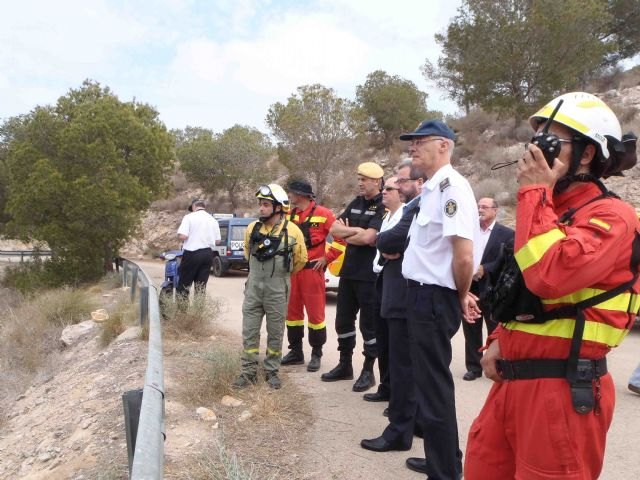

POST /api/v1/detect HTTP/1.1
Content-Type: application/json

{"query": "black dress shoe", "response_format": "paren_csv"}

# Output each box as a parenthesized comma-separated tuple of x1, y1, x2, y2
(363, 391, 389, 402)
(406, 457, 428, 474)
(360, 436, 410, 453)
(463, 371, 481, 381)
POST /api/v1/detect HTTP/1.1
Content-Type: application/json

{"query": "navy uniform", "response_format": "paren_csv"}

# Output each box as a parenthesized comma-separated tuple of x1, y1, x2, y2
(402, 122, 478, 479)
(321, 162, 386, 391)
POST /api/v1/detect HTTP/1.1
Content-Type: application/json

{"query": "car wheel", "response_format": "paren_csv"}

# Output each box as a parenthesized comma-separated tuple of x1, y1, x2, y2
(212, 256, 227, 277)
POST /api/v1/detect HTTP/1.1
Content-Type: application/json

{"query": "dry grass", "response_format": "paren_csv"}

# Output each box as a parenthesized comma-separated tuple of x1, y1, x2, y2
(161, 294, 223, 339)
(99, 292, 138, 347)
(32, 287, 98, 327)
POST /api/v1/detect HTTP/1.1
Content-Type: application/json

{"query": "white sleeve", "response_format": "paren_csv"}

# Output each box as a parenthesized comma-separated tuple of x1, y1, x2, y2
(177, 216, 190, 236)
(441, 184, 476, 240)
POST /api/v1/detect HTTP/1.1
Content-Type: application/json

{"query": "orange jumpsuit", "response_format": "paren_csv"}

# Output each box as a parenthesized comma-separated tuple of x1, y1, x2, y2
(465, 182, 640, 480)
(285, 201, 342, 350)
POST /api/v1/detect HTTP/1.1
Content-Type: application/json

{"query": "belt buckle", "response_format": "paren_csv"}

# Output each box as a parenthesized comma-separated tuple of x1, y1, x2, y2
(575, 359, 595, 382)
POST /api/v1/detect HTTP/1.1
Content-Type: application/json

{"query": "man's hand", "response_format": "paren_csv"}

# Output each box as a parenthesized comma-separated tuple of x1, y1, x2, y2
(311, 256, 328, 271)
(473, 264, 484, 281)
(481, 340, 503, 383)
(461, 292, 482, 324)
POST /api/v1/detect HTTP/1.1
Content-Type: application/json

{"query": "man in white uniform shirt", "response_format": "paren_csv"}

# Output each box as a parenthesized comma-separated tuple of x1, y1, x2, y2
(400, 120, 479, 479)
(176, 199, 221, 301)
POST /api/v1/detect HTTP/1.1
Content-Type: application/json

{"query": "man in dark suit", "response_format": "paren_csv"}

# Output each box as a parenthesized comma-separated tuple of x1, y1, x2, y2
(462, 197, 514, 381)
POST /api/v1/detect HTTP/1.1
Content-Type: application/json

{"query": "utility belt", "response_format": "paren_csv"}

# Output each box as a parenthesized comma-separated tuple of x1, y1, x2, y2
(498, 357, 607, 415)
(303, 261, 317, 269)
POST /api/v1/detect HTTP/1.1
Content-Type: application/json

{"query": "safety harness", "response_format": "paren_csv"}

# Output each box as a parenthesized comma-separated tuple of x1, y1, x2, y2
(485, 177, 640, 414)
(249, 218, 292, 275)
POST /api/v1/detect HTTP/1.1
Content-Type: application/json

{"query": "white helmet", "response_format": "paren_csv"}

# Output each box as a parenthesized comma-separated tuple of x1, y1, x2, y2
(529, 92, 621, 160)
(256, 184, 290, 208)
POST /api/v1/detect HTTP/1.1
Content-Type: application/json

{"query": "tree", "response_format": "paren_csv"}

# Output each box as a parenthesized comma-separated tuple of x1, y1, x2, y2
(175, 125, 273, 211)
(424, 0, 616, 124)
(266, 84, 361, 202)
(2, 80, 174, 282)
(355, 70, 432, 152)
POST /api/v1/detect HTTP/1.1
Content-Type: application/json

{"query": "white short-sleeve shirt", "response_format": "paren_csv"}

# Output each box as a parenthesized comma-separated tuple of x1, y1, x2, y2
(402, 163, 479, 289)
(177, 210, 221, 251)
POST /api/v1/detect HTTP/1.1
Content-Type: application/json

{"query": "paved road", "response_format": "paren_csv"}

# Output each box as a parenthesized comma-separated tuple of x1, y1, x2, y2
(139, 259, 640, 479)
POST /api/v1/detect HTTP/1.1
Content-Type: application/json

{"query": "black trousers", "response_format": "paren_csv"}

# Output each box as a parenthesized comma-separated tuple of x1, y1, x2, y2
(177, 248, 213, 298)
(335, 278, 377, 359)
(374, 281, 390, 396)
(407, 283, 463, 480)
(462, 312, 498, 374)
(382, 316, 416, 449)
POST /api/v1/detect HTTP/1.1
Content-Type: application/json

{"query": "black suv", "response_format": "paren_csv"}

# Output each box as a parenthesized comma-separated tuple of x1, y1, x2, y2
(212, 216, 257, 277)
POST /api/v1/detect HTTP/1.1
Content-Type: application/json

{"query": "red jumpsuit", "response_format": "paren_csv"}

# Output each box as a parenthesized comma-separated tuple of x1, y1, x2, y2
(285, 201, 342, 350)
(465, 182, 640, 479)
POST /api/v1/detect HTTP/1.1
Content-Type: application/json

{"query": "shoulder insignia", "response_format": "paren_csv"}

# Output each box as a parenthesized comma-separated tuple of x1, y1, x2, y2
(440, 177, 450, 192)
(589, 218, 611, 231)
(444, 199, 457, 217)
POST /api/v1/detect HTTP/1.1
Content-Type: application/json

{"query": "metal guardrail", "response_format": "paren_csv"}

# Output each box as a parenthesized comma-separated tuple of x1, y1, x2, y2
(120, 258, 165, 479)
(0, 250, 52, 261)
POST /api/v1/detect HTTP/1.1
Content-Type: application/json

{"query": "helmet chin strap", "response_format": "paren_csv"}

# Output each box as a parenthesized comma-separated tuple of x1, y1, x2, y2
(259, 205, 282, 223)
(553, 141, 588, 194)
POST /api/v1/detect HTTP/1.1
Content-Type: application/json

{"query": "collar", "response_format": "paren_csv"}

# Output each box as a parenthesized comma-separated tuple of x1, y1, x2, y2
(554, 182, 603, 213)
(480, 219, 496, 232)
(361, 193, 382, 204)
(424, 164, 453, 192)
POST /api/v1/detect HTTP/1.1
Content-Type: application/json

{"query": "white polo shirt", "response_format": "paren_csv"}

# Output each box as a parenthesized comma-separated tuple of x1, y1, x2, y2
(402, 163, 479, 289)
(177, 210, 221, 251)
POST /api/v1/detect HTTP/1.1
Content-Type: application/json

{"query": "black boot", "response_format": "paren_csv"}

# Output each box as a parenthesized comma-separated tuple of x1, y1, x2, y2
(281, 348, 304, 366)
(321, 361, 353, 382)
(353, 357, 376, 392)
(307, 347, 322, 372)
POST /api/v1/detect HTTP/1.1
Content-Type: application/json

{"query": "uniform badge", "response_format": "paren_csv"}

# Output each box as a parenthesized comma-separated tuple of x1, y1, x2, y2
(444, 199, 457, 217)
(440, 178, 450, 192)
(263, 239, 271, 246)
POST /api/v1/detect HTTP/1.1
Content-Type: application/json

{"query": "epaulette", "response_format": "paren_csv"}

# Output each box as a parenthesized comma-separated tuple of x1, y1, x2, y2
(440, 178, 450, 192)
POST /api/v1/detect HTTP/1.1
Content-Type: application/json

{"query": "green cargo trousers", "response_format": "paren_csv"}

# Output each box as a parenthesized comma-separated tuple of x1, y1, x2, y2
(241, 256, 291, 377)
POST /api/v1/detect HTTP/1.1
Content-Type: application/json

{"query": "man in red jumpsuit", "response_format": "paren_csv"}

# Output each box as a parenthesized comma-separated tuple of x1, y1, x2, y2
(281, 180, 342, 372)
(465, 92, 639, 479)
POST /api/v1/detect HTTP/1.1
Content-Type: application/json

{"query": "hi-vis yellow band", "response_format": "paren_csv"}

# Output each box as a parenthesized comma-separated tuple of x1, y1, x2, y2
(244, 348, 259, 354)
(589, 218, 611, 231)
(308, 321, 326, 330)
(515, 228, 566, 271)
(267, 348, 281, 356)
(503, 318, 629, 347)
(542, 288, 640, 314)
(286, 320, 305, 327)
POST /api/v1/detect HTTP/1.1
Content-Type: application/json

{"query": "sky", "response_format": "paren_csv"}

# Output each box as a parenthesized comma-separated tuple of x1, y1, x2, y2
(1, 0, 463, 134)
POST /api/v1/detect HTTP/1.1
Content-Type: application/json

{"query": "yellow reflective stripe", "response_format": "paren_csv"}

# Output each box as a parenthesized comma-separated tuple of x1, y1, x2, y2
(309, 216, 328, 223)
(536, 107, 590, 136)
(330, 241, 346, 252)
(515, 228, 566, 271)
(267, 348, 280, 356)
(589, 218, 611, 231)
(308, 321, 326, 330)
(244, 348, 259, 354)
(286, 320, 305, 327)
(542, 288, 640, 312)
(289, 214, 300, 222)
(503, 319, 629, 347)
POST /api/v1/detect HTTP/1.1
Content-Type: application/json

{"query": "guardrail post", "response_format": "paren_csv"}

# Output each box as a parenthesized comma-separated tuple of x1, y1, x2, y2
(130, 267, 139, 303)
(122, 389, 144, 474)
(140, 286, 149, 327)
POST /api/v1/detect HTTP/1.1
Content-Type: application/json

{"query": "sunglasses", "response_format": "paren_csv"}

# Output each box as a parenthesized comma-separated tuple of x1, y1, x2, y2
(383, 186, 399, 191)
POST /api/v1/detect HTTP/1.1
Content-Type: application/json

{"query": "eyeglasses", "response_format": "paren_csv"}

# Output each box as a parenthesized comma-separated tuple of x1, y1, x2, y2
(383, 186, 399, 191)
(408, 137, 443, 147)
(478, 205, 497, 210)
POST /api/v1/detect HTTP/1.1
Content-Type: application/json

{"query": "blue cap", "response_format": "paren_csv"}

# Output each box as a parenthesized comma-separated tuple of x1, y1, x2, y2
(399, 119, 456, 141)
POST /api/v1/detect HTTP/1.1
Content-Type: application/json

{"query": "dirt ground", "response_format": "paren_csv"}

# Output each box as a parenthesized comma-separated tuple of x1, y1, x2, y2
(1, 259, 639, 479)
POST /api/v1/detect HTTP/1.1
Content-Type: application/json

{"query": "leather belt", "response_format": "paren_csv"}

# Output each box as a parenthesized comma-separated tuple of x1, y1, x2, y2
(497, 358, 607, 381)
(407, 279, 429, 287)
